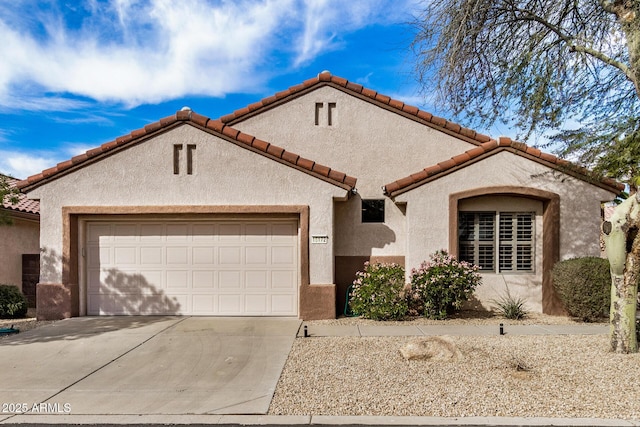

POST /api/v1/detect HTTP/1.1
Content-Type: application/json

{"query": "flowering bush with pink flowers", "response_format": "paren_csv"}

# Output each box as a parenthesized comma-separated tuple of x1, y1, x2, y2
(410, 250, 481, 319)
(349, 262, 407, 320)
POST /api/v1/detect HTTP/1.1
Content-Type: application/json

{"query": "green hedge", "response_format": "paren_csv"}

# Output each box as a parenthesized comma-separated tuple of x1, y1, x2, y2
(552, 257, 611, 322)
(0, 284, 28, 319)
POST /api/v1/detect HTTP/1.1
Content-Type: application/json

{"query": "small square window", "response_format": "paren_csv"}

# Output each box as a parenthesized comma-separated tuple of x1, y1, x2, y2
(362, 199, 385, 223)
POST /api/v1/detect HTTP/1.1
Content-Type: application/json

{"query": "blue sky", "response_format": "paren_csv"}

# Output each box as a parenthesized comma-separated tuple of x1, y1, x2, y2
(0, 0, 509, 179)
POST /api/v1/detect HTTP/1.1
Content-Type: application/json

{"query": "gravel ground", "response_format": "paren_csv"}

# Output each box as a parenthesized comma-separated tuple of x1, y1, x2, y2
(270, 314, 640, 419)
(0, 309, 55, 339)
(304, 310, 590, 325)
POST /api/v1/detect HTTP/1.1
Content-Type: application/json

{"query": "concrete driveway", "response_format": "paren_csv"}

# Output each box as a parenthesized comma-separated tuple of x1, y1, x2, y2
(0, 316, 300, 415)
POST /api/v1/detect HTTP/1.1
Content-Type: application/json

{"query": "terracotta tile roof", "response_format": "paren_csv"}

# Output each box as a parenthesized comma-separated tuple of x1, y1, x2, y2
(220, 71, 493, 146)
(383, 136, 625, 197)
(2, 175, 40, 215)
(17, 110, 357, 193)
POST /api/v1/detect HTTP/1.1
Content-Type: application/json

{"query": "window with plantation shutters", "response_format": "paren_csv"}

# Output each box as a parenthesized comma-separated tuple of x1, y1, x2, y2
(459, 211, 534, 273)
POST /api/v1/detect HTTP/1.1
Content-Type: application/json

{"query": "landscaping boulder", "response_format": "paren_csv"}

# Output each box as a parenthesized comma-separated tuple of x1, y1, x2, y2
(399, 336, 462, 361)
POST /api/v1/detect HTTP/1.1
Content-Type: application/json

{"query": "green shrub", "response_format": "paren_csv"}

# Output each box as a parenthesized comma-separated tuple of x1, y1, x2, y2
(552, 257, 611, 322)
(349, 262, 407, 320)
(410, 250, 481, 319)
(491, 289, 528, 320)
(0, 284, 28, 319)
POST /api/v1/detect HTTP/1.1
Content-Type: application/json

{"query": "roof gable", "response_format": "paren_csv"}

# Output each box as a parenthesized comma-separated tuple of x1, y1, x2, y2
(220, 71, 493, 147)
(18, 109, 357, 193)
(383, 136, 624, 197)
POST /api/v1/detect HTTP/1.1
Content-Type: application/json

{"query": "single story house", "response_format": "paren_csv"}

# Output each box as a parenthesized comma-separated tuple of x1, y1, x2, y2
(1, 174, 40, 307)
(18, 72, 623, 320)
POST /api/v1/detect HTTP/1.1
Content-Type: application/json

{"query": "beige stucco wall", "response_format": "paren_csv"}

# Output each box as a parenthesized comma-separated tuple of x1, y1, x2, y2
(0, 215, 40, 289)
(27, 124, 347, 286)
(395, 151, 617, 312)
(233, 86, 476, 256)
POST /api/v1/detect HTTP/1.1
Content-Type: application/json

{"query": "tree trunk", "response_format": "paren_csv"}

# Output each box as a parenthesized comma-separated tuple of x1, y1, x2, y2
(603, 193, 640, 353)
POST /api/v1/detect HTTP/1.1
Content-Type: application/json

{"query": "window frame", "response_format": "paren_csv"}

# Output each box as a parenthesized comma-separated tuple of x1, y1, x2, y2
(458, 211, 535, 273)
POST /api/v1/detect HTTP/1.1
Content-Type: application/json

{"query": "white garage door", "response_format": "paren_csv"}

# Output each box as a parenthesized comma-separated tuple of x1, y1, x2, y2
(85, 219, 299, 316)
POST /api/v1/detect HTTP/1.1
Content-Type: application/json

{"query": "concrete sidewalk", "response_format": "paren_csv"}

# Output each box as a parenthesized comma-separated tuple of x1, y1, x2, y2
(298, 322, 609, 337)
(1, 413, 638, 426)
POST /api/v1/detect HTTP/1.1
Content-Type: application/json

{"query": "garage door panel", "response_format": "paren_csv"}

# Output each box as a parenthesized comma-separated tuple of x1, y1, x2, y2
(272, 246, 295, 265)
(245, 223, 268, 241)
(166, 224, 189, 239)
(271, 270, 296, 290)
(88, 294, 114, 315)
(246, 246, 268, 264)
(218, 294, 242, 314)
(166, 247, 188, 264)
(219, 224, 242, 240)
(271, 294, 296, 314)
(245, 294, 268, 313)
(88, 224, 111, 243)
(192, 294, 217, 313)
(100, 269, 155, 295)
(192, 224, 215, 240)
(140, 246, 162, 264)
(245, 271, 268, 289)
(219, 247, 241, 264)
(271, 223, 297, 240)
(139, 223, 163, 240)
(114, 224, 138, 240)
(139, 270, 163, 290)
(219, 270, 242, 289)
(87, 246, 109, 267)
(86, 220, 298, 316)
(192, 247, 215, 264)
(192, 271, 216, 288)
(114, 246, 137, 265)
(166, 270, 189, 289)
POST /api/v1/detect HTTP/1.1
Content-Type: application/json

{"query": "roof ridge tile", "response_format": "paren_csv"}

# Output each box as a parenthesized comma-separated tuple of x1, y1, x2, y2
(206, 119, 224, 133)
(318, 71, 331, 82)
(346, 81, 363, 93)
(384, 136, 624, 196)
(115, 134, 132, 144)
(330, 75, 348, 86)
(176, 110, 190, 120)
(361, 87, 377, 99)
(144, 121, 162, 133)
(430, 115, 446, 127)
(190, 112, 210, 127)
(213, 72, 498, 148)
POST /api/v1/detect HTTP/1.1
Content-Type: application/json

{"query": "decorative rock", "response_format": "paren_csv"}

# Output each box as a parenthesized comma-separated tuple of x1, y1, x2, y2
(399, 336, 462, 361)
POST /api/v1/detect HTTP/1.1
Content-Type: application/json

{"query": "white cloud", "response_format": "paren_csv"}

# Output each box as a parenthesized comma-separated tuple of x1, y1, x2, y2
(0, 0, 293, 108)
(0, 95, 92, 113)
(0, 0, 419, 110)
(293, 0, 418, 66)
(0, 151, 61, 179)
(0, 142, 107, 179)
